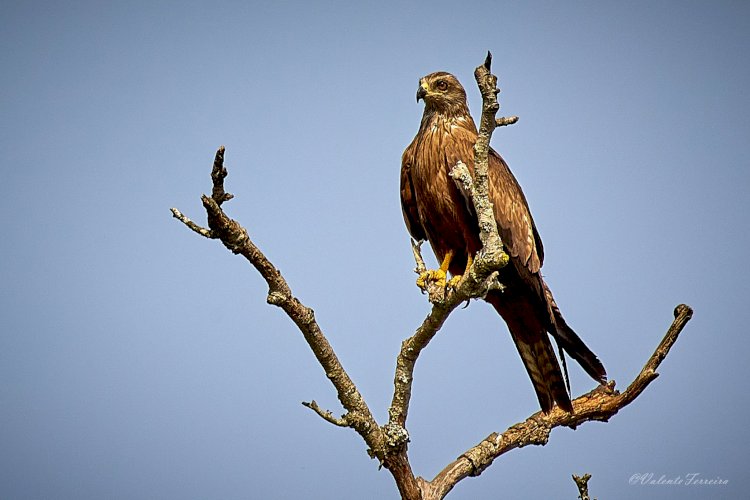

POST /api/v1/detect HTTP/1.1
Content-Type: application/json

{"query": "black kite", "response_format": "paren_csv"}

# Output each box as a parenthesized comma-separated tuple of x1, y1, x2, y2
(401, 72, 606, 412)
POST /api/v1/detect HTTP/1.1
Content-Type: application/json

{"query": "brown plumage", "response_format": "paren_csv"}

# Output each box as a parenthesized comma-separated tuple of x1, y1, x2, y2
(401, 72, 606, 413)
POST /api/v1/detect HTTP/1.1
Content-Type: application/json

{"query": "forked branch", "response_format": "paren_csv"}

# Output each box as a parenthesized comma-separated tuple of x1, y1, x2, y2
(573, 473, 593, 500)
(171, 147, 422, 499)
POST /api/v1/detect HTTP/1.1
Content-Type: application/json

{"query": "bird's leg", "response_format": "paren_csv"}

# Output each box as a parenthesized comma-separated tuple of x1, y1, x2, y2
(416, 250, 453, 291)
(447, 253, 473, 289)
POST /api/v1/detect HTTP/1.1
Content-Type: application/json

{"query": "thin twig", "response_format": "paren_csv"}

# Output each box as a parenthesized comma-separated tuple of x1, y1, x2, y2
(210, 146, 233, 206)
(302, 400, 349, 427)
(411, 239, 427, 276)
(496, 115, 519, 127)
(170, 208, 213, 238)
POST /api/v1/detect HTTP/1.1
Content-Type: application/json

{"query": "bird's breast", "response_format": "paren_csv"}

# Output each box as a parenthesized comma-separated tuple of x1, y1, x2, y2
(409, 121, 479, 263)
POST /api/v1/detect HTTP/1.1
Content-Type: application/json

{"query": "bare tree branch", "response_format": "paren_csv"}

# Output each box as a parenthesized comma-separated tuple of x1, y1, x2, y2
(424, 305, 693, 499)
(496, 115, 519, 127)
(170, 208, 212, 238)
(172, 151, 384, 448)
(209, 145, 233, 205)
(388, 261, 503, 431)
(172, 54, 694, 500)
(573, 473, 592, 500)
(470, 51, 507, 272)
(302, 400, 349, 427)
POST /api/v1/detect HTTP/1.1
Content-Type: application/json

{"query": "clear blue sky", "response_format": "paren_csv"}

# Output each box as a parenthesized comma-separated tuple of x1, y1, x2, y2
(2, 1, 748, 498)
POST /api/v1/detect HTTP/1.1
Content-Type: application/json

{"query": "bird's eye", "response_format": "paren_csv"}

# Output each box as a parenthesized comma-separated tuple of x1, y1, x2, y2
(436, 80, 448, 91)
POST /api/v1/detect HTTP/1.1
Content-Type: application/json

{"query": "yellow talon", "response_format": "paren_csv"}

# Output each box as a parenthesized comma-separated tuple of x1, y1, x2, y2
(415, 251, 476, 292)
(416, 250, 454, 291)
(447, 274, 462, 289)
(416, 268, 447, 290)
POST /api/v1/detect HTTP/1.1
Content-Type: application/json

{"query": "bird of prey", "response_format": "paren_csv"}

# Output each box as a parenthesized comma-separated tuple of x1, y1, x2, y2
(400, 71, 606, 412)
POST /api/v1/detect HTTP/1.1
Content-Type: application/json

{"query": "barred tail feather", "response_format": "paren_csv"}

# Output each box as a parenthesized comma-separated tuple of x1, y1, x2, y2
(514, 336, 573, 413)
(487, 292, 573, 413)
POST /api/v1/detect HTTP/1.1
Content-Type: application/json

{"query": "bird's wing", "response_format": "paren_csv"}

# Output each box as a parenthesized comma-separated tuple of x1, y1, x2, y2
(487, 148, 544, 273)
(443, 125, 544, 274)
(400, 142, 427, 242)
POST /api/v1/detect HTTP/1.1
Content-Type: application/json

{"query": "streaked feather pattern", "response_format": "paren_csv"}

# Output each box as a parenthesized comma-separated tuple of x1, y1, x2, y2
(401, 72, 606, 412)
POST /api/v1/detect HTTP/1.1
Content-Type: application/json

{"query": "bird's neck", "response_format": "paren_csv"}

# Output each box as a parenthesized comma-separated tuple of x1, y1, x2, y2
(420, 104, 476, 132)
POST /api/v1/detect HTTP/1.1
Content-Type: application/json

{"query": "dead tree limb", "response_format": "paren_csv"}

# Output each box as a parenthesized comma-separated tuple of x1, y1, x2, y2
(573, 473, 593, 500)
(421, 305, 692, 499)
(171, 53, 693, 500)
(169, 146, 426, 497)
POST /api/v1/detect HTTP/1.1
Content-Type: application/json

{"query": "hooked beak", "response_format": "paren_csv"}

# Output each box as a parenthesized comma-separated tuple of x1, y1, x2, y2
(416, 85, 427, 102)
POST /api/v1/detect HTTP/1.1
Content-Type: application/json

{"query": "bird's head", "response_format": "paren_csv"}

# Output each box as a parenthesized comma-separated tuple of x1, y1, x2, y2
(416, 72, 468, 114)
